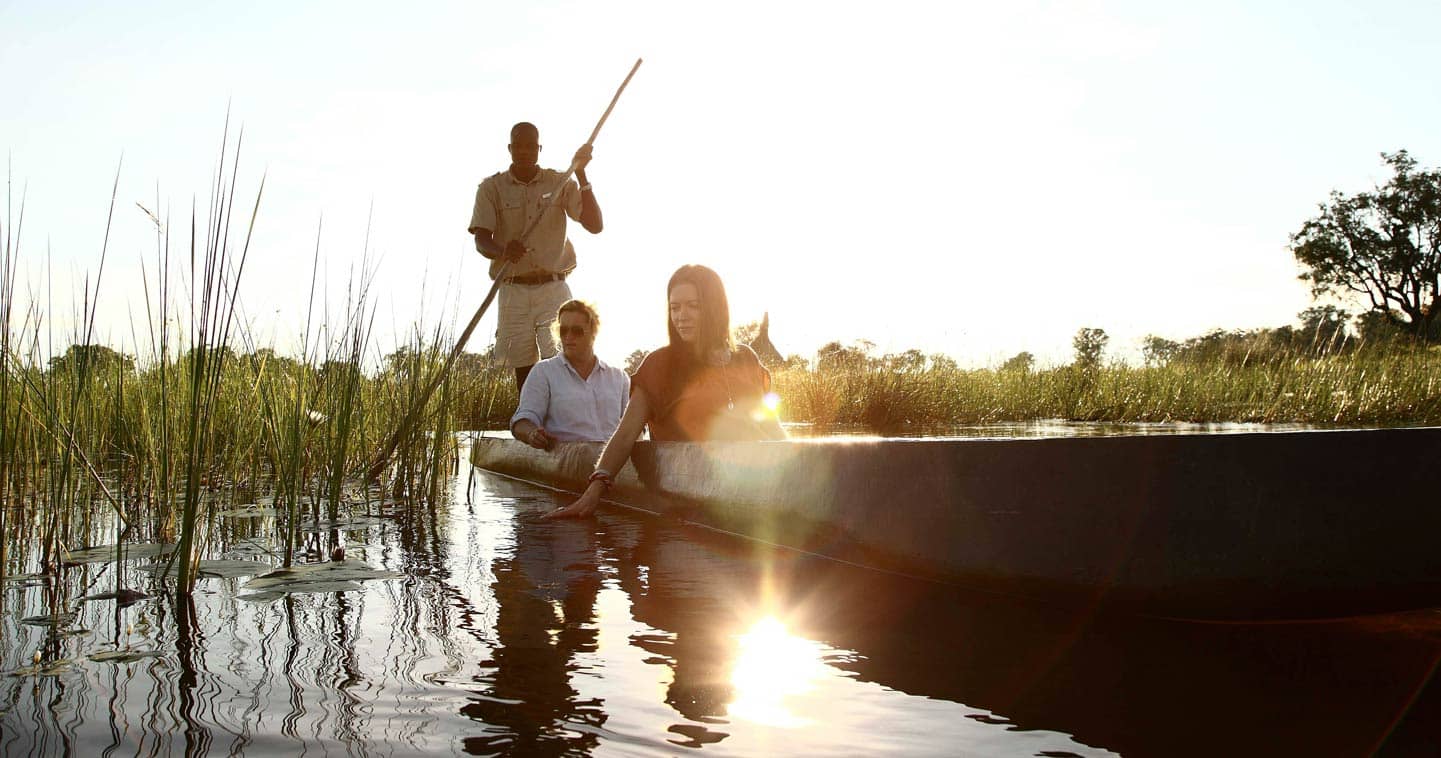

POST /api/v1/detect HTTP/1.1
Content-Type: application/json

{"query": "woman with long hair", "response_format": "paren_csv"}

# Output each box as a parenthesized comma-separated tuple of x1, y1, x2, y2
(545, 264, 783, 519)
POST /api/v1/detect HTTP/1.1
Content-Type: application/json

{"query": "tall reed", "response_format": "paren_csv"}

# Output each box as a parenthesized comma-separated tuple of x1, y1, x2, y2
(1, 166, 19, 586)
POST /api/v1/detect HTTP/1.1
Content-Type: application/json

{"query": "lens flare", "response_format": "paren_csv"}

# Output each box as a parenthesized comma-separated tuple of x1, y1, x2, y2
(752, 392, 782, 422)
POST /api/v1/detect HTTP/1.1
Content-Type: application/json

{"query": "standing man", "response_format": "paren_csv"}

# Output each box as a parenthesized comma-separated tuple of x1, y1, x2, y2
(470, 121, 604, 391)
(511, 300, 629, 450)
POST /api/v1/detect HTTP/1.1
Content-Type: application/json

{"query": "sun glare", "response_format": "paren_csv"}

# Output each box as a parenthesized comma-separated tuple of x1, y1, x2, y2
(728, 616, 827, 728)
(751, 392, 782, 423)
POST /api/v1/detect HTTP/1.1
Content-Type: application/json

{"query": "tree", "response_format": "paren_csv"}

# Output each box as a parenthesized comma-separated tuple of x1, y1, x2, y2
(245, 347, 303, 377)
(1291, 151, 1441, 341)
(883, 349, 927, 372)
(48, 344, 135, 377)
(1141, 336, 1179, 366)
(1072, 328, 1108, 369)
(928, 353, 958, 372)
(1296, 305, 1351, 353)
(732, 319, 762, 346)
(816, 340, 874, 373)
(1000, 351, 1034, 373)
(624, 349, 648, 375)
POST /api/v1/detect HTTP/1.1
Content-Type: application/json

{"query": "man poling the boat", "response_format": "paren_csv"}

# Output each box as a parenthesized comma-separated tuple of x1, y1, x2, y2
(364, 59, 641, 482)
(545, 264, 784, 520)
(470, 123, 604, 393)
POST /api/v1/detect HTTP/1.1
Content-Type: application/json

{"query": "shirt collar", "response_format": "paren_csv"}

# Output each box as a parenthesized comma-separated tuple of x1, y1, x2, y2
(506, 167, 546, 186)
(559, 352, 604, 376)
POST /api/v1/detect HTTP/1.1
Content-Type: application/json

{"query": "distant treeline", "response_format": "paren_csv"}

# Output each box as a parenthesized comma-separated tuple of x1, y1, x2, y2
(1138, 306, 1441, 369)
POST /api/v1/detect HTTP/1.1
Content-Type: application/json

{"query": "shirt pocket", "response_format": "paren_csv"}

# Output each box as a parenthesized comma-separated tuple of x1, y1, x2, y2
(500, 192, 527, 233)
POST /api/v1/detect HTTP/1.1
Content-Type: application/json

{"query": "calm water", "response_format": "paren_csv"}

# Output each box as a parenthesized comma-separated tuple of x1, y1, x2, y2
(4, 436, 1441, 756)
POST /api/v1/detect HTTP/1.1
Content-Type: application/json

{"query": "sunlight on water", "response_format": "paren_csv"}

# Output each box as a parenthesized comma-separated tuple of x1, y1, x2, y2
(728, 616, 827, 728)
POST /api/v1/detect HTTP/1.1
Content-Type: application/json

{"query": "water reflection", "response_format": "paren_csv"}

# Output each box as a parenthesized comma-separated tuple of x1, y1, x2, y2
(4, 442, 1441, 756)
(462, 494, 604, 755)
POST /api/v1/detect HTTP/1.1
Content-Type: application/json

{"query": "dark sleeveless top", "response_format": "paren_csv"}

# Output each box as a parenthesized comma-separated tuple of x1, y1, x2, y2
(631, 345, 772, 442)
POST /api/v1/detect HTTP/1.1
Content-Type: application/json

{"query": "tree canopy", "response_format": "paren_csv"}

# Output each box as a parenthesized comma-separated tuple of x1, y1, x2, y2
(1291, 151, 1441, 340)
(48, 344, 135, 377)
(1072, 328, 1108, 369)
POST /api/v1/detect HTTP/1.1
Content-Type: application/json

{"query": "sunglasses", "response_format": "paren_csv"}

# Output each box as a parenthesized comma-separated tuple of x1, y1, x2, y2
(559, 325, 589, 338)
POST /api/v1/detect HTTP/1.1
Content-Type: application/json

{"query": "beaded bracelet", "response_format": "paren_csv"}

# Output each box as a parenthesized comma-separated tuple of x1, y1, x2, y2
(588, 469, 613, 490)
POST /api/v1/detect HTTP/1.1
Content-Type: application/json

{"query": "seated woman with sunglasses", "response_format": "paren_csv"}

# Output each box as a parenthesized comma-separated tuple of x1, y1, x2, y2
(510, 300, 630, 450)
(545, 264, 784, 520)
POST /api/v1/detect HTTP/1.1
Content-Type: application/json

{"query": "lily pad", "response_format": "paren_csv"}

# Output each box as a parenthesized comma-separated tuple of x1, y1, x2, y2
(197, 560, 273, 578)
(238, 591, 285, 602)
(63, 543, 176, 565)
(237, 559, 400, 600)
(21, 612, 77, 628)
(89, 649, 165, 664)
(246, 559, 401, 586)
(82, 589, 149, 604)
(7, 659, 75, 678)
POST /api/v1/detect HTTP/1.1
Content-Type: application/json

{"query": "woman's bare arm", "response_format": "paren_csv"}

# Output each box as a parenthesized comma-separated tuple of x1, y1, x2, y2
(543, 388, 650, 519)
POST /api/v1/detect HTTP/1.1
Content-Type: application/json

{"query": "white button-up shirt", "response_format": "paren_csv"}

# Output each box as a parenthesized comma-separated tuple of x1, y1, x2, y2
(510, 353, 629, 442)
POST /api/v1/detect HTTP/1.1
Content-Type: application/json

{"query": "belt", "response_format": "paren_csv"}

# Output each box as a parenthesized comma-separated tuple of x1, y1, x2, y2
(505, 271, 567, 286)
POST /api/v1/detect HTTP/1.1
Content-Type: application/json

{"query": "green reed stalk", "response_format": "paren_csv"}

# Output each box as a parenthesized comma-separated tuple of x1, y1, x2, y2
(0, 164, 19, 583)
(174, 124, 263, 596)
(320, 270, 377, 547)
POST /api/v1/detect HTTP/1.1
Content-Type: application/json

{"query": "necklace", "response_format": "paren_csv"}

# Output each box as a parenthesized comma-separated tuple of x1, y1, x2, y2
(703, 348, 736, 410)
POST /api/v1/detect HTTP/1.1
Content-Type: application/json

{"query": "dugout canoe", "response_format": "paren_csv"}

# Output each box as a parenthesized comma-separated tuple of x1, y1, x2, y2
(468, 427, 1441, 620)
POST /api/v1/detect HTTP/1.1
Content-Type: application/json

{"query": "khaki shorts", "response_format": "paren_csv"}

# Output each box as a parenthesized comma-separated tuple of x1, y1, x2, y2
(494, 279, 572, 368)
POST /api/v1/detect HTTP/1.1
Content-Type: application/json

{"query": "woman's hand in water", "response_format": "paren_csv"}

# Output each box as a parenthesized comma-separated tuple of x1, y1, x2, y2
(544, 481, 603, 519)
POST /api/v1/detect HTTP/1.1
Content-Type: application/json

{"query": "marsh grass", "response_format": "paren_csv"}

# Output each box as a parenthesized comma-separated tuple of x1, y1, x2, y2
(0, 138, 474, 602)
(772, 343, 1441, 433)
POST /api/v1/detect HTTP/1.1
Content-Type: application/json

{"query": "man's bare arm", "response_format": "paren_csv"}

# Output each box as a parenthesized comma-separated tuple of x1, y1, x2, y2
(473, 229, 526, 261)
(573, 146, 603, 234)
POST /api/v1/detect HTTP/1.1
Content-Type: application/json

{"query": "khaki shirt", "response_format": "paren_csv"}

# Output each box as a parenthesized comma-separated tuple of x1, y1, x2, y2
(468, 168, 584, 280)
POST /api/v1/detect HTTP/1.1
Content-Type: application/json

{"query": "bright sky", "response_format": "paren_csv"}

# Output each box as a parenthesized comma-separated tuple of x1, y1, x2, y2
(4, 0, 1440, 367)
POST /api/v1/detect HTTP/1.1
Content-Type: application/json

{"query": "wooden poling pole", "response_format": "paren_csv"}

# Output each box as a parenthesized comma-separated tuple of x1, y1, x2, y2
(365, 58, 643, 482)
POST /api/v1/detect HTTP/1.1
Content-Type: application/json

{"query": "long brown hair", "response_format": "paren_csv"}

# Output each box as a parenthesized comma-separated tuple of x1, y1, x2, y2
(666, 264, 733, 356)
(664, 265, 734, 391)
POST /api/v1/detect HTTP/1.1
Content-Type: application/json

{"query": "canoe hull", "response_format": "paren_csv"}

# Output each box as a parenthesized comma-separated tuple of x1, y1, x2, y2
(469, 428, 1441, 619)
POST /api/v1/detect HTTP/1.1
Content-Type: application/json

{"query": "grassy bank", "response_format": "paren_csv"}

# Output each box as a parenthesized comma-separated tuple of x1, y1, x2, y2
(772, 344, 1441, 433)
